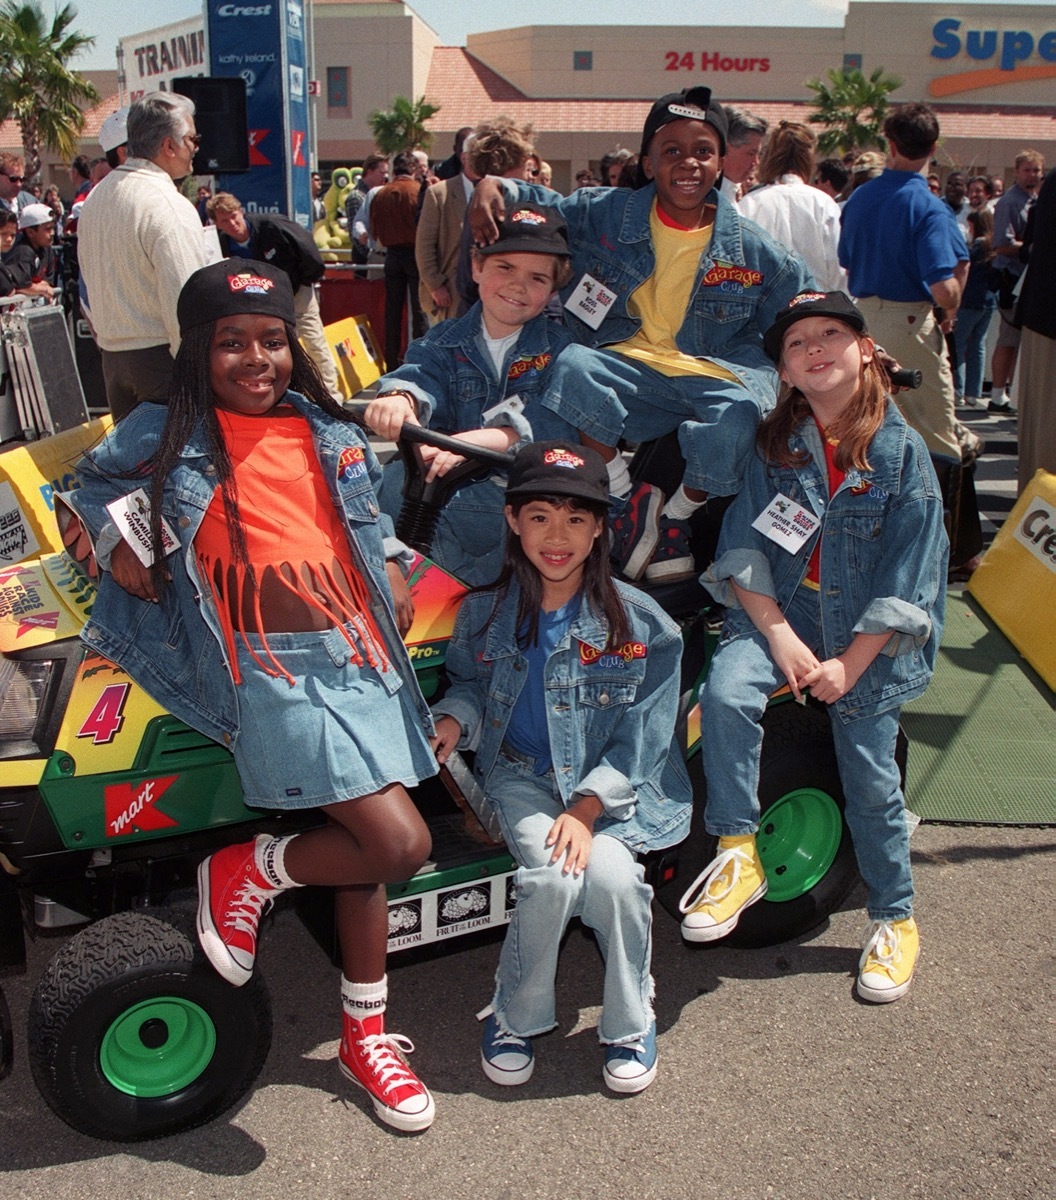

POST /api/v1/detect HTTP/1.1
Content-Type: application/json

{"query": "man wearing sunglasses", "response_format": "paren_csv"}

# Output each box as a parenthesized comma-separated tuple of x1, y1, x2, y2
(78, 91, 207, 420)
(0, 153, 36, 217)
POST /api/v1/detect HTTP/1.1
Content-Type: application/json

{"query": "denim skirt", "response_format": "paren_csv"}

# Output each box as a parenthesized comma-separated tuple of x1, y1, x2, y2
(231, 623, 438, 809)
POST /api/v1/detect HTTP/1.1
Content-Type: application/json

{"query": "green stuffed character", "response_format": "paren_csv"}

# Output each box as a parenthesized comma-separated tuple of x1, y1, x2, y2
(313, 166, 358, 260)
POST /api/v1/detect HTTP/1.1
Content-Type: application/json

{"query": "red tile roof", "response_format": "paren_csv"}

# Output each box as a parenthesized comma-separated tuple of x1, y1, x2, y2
(422, 47, 1056, 144)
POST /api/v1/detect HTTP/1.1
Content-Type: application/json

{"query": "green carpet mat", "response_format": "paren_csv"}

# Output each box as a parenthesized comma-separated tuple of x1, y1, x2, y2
(901, 587, 1055, 824)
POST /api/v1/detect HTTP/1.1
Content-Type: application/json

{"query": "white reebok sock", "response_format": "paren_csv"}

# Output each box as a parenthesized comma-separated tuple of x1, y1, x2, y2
(342, 974, 388, 1018)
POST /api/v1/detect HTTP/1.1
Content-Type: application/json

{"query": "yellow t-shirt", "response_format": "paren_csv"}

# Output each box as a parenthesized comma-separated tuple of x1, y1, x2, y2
(610, 201, 739, 382)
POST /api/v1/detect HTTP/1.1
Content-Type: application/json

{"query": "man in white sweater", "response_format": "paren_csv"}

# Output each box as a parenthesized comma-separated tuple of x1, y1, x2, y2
(78, 92, 206, 420)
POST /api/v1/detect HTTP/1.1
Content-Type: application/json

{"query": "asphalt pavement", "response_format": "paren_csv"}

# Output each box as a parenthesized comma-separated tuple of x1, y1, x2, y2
(1, 821, 1053, 1198)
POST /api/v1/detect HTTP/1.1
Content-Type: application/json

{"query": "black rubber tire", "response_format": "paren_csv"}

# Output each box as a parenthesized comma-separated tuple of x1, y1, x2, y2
(27, 911, 272, 1141)
(0, 982, 12, 1082)
(723, 700, 860, 947)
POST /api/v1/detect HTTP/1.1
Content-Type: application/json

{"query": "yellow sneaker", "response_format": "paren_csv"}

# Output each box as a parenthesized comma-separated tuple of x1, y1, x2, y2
(857, 917, 919, 1003)
(678, 835, 767, 943)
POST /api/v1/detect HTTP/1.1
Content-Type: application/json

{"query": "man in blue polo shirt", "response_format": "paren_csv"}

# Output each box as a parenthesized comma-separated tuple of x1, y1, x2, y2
(838, 103, 968, 462)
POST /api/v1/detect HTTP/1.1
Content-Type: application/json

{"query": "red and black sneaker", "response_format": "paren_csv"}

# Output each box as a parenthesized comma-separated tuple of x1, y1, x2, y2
(644, 516, 695, 582)
(339, 1011, 435, 1132)
(196, 835, 281, 987)
(610, 481, 664, 581)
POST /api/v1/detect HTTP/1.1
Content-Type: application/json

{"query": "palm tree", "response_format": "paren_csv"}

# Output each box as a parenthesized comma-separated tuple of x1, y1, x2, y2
(0, 1, 98, 183)
(805, 67, 903, 159)
(367, 95, 440, 156)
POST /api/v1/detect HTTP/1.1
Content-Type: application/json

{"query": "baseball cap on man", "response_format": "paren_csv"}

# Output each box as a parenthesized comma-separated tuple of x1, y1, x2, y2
(100, 107, 129, 153)
(639, 86, 729, 159)
(18, 204, 55, 231)
(763, 291, 868, 362)
(476, 203, 569, 258)
(505, 441, 611, 507)
(177, 259, 295, 336)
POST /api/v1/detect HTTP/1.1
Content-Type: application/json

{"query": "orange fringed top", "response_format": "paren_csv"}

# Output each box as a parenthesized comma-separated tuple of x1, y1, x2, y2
(195, 406, 391, 686)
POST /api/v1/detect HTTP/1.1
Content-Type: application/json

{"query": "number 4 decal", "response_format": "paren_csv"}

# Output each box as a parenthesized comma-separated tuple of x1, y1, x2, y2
(77, 683, 131, 745)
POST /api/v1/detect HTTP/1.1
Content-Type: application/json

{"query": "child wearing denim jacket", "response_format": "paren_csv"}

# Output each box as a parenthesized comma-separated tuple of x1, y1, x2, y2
(64, 260, 440, 1133)
(469, 86, 814, 584)
(431, 441, 691, 1093)
(363, 203, 581, 586)
(679, 292, 947, 1003)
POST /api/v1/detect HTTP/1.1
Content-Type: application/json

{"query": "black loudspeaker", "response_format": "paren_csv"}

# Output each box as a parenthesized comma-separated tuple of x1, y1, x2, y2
(172, 75, 249, 174)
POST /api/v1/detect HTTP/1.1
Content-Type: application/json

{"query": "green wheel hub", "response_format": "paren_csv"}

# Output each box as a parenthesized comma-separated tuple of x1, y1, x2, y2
(756, 787, 843, 903)
(100, 997, 217, 1097)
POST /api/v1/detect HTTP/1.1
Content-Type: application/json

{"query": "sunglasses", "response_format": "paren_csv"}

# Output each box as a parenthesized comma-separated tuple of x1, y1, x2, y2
(2, 174, 24, 183)
(182, 133, 202, 149)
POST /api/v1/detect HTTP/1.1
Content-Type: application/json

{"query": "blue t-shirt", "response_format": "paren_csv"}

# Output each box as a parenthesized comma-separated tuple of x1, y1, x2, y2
(505, 594, 580, 774)
(839, 170, 966, 303)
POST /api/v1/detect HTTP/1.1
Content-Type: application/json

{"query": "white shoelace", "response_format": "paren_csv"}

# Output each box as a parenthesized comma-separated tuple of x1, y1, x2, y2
(678, 846, 753, 913)
(356, 1033, 420, 1096)
(222, 877, 275, 935)
(859, 921, 899, 971)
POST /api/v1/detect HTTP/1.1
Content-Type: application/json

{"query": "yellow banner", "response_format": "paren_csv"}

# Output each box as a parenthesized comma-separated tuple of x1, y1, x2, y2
(967, 469, 1056, 691)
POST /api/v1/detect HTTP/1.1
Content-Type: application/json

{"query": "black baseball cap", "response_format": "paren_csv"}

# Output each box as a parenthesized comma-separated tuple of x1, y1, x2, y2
(640, 86, 729, 159)
(763, 290, 869, 362)
(506, 441, 611, 506)
(477, 203, 570, 258)
(177, 259, 295, 336)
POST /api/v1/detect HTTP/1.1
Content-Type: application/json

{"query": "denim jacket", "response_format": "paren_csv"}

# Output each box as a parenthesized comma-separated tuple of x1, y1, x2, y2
(376, 302, 575, 449)
(703, 400, 948, 722)
(433, 580, 692, 853)
(502, 180, 814, 409)
(63, 394, 433, 748)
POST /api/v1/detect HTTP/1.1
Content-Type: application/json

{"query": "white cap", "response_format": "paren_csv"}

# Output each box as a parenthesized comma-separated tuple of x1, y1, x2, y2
(18, 203, 55, 230)
(99, 106, 129, 153)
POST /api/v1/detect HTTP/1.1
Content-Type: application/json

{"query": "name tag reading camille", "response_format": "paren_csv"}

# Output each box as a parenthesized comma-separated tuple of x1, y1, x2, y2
(564, 273, 616, 330)
(751, 493, 820, 553)
(106, 488, 179, 567)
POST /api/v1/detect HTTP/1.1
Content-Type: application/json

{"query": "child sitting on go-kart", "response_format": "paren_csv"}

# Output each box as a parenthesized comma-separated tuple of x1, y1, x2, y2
(363, 203, 587, 586)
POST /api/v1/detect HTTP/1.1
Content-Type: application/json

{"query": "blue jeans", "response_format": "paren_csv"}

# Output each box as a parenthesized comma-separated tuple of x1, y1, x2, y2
(487, 753, 654, 1044)
(543, 345, 764, 497)
(700, 586, 914, 922)
(952, 301, 996, 399)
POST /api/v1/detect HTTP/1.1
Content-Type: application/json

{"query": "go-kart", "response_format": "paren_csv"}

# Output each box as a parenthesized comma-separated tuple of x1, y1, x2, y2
(0, 420, 895, 1140)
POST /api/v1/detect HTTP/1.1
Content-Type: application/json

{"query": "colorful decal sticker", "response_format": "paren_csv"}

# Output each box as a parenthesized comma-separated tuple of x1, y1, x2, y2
(76, 682, 131, 745)
(57, 653, 168, 776)
(0, 480, 41, 566)
(404, 553, 468, 653)
(104, 774, 179, 838)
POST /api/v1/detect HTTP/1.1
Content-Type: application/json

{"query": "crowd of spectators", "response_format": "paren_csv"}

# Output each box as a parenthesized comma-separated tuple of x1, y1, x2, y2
(0, 89, 1049, 513)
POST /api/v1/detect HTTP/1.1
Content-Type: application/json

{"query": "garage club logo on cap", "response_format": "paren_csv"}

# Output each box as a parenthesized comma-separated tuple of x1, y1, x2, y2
(177, 259, 295, 335)
(505, 440, 611, 505)
(763, 290, 868, 362)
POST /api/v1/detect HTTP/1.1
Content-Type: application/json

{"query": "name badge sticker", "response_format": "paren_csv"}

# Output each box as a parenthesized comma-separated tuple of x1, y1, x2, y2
(106, 488, 179, 567)
(564, 273, 616, 330)
(481, 394, 525, 423)
(751, 492, 820, 554)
